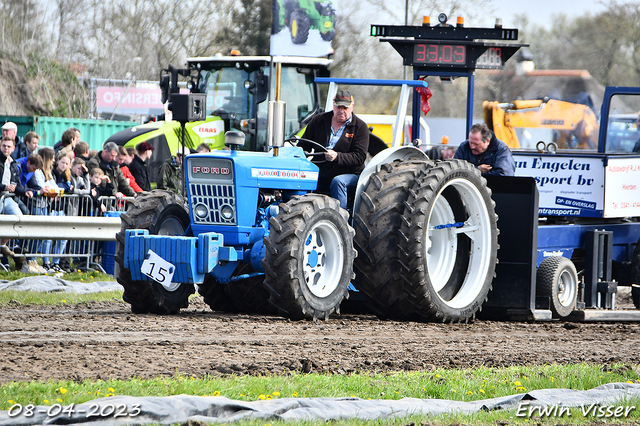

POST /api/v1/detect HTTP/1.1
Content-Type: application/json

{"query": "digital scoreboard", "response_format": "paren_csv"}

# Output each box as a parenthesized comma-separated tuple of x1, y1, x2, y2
(370, 23, 526, 71)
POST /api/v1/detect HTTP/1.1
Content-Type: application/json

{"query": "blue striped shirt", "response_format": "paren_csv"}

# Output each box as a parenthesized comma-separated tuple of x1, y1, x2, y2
(327, 116, 352, 150)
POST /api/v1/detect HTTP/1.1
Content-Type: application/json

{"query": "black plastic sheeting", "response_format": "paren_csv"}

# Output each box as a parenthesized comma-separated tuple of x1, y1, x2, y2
(1, 383, 639, 425)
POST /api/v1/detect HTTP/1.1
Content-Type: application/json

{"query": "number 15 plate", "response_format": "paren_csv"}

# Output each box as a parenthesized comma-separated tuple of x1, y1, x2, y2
(140, 250, 178, 291)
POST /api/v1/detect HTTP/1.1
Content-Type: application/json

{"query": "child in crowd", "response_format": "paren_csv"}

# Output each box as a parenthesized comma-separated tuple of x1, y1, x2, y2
(90, 168, 113, 214)
(71, 157, 90, 189)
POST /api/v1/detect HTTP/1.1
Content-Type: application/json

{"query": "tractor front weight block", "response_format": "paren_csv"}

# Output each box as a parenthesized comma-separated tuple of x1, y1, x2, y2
(124, 229, 235, 284)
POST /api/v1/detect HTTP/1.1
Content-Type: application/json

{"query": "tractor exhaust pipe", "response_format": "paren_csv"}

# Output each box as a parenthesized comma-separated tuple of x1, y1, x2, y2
(267, 62, 286, 156)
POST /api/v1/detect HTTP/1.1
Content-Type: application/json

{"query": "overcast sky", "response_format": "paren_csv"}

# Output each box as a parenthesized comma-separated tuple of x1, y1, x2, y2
(480, 0, 608, 28)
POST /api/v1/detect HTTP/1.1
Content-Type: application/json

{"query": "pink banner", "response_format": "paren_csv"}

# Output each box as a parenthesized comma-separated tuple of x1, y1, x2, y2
(96, 87, 165, 115)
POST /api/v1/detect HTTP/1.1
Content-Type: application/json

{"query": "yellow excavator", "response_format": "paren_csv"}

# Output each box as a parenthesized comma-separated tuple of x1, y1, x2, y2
(483, 98, 599, 150)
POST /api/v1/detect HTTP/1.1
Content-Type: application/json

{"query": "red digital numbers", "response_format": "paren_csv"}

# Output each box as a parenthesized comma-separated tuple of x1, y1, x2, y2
(414, 44, 466, 65)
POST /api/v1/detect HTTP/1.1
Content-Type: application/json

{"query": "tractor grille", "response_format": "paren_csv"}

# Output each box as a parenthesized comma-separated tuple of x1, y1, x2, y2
(190, 183, 236, 225)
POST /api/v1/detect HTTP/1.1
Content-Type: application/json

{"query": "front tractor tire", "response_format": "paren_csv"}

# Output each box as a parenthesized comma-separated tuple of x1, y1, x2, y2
(537, 256, 578, 318)
(401, 160, 499, 322)
(290, 9, 310, 44)
(115, 191, 195, 314)
(262, 194, 356, 320)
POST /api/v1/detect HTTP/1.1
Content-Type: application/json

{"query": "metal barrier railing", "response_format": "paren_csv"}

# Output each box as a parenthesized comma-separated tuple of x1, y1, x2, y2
(0, 193, 133, 273)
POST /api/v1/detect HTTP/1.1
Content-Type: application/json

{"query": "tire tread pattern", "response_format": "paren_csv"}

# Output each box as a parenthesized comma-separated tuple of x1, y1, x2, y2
(291, 9, 310, 44)
(353, 159, 434, 319)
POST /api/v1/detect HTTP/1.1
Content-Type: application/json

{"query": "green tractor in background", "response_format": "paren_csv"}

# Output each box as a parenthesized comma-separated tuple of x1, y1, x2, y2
(272, 0, 335, 44)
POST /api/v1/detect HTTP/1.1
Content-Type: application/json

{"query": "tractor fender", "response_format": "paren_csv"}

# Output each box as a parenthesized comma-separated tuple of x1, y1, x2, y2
(353, 145, 428, 216)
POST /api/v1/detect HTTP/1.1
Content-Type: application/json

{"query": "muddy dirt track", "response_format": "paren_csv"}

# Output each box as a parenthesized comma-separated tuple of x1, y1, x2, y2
(1, 295, 640, 384)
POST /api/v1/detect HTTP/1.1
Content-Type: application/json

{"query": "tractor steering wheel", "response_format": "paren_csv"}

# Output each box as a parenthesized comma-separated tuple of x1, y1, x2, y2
(286, 136, 328, 163)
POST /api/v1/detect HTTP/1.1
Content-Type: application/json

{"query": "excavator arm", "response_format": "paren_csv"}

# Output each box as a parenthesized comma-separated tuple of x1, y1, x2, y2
(484, 99, 599, 150)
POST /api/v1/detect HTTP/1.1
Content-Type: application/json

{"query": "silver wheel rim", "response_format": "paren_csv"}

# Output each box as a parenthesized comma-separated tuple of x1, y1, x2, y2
(557, 268, 577, 307)
(425, 178, 492, 309)
(157, 217, 185, 236)
(303, 220, 344, 298)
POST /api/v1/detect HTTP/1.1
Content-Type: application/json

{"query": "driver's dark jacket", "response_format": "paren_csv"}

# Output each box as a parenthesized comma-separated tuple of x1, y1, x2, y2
(300, 111, 369, 184)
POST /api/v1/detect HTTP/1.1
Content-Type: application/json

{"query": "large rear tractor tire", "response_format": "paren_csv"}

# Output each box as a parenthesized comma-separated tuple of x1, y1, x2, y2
(262, 194, 356, 320)
(353, 159, 433, 319)
(536, 256, 578, 318)
(290, 9, 310, 44)
(401, 160, 499, 322)
(115, 191, 195, 314)
(631, 238, 640, 309)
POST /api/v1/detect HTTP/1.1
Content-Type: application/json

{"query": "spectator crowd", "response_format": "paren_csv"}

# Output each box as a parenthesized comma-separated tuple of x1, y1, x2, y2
(0, 121, 196, 275)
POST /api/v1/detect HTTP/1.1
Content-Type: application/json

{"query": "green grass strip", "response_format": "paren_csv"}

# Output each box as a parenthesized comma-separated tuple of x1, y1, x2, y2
(2, 365, 640, 425)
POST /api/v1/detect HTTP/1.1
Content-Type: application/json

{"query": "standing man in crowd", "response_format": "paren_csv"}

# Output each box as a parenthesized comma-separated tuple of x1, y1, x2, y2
(2, 122, 25, 160)
(117, 146, 142, 193)
(157, 146, 186, 194)
(454, 123, 515, 176)
(299, 90, 369, 209)
(87, 141, 136, 198)
(54, 128, 79, 155)
(129, 141, 154, 192)
(17, 153, 42, 187)
(20, 132, 40, 159)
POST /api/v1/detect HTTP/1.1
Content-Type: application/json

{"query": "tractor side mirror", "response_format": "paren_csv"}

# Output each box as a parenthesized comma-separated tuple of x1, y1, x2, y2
(254, 74, 269, 104)
(160, 74, 170, 104)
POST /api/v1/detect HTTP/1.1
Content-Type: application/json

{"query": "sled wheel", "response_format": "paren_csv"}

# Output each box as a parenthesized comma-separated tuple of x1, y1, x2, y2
(115, 190, 195, 314)
(353, 159, 433, 319)
(262, 194, 356, 320)
(631, 238, 640, 309)
(290, 9, 310, 44)
(401, 159, 499, 322)
(537, 256, 578, 318)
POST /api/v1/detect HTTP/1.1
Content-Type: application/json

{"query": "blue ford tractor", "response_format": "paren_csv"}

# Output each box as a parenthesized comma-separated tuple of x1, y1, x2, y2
(115, 58, 501, 321)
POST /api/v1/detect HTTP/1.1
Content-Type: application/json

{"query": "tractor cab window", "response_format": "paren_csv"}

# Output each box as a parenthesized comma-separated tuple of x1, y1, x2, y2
(604, 94, 640, 153)
(255, 65, 317, 150)
(199, 67, 254, 131)
(280, 67, 316, 135)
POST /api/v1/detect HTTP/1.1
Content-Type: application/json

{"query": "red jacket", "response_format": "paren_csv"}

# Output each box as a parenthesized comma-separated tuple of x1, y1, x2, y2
(120, 165, 143, 192)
